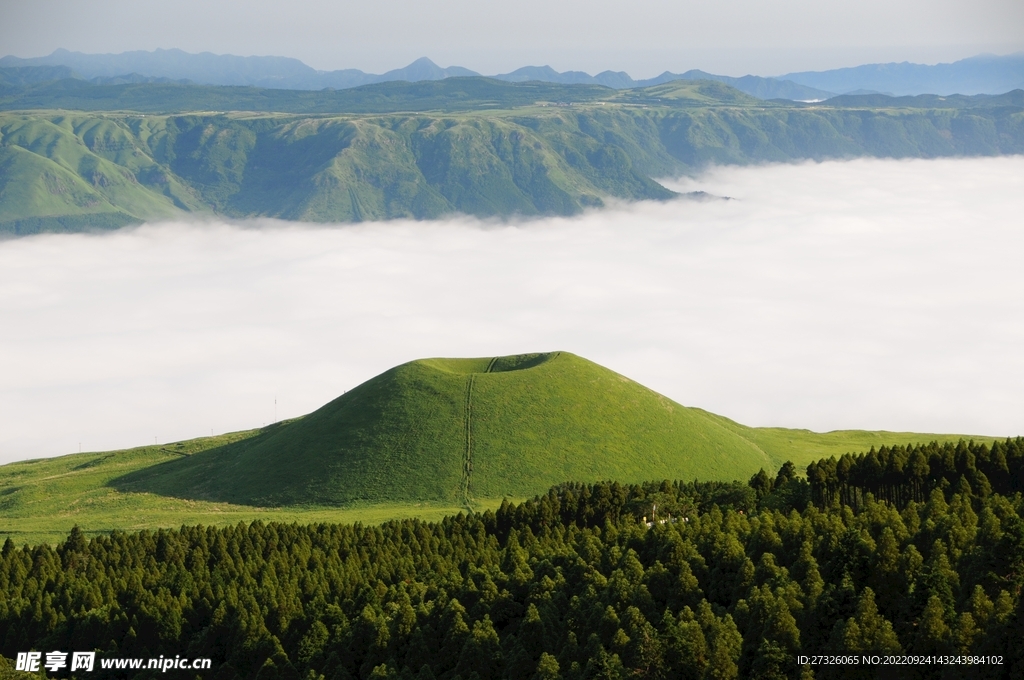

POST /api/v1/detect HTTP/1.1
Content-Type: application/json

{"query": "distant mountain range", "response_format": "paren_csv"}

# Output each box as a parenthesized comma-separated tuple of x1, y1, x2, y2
(3, 49, 1021, 100)
(781, 53, 1024, 96)
(0, 49, 832, 100)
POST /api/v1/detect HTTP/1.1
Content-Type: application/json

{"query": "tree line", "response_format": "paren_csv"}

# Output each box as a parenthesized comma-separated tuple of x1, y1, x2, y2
(805, 438, 1024, 510)
(0, 443, 1022, 679)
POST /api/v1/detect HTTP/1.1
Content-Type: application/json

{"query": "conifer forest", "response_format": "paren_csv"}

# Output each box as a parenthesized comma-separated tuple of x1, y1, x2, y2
(1, 439, 1023, 679)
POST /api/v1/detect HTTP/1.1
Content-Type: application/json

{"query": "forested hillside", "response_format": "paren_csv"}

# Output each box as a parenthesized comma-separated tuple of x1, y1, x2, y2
(2, 438, 1022, 679)
(1, 79, 1022, 234)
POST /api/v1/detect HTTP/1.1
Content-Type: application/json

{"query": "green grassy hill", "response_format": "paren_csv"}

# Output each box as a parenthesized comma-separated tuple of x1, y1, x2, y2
(111, 352, 780, 507)
(0, 352, 1000, 544)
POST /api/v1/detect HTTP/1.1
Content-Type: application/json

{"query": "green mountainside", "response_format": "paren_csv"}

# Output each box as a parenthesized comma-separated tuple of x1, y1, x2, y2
(0, 352, 997, 543)
(1, 78, 1022, 234)
(0, 108, 676, 233)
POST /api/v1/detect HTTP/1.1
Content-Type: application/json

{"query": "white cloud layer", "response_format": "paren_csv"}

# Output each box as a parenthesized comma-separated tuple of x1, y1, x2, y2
(1, 156, 1023, 463)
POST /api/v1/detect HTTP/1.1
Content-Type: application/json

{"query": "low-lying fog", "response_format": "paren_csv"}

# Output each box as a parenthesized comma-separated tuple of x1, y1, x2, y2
(2, 156, 1023, 462)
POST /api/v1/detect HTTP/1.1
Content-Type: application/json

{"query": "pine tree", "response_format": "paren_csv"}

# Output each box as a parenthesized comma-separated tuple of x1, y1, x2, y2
(833, 588, 901, 655)
(533, 653, 560, 680)
(454, 617, 501, 680)
(914, 595, 951, 656)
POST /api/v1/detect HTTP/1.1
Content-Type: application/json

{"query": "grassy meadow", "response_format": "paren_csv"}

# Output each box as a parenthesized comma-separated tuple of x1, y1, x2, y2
(0, 434, 507, 545)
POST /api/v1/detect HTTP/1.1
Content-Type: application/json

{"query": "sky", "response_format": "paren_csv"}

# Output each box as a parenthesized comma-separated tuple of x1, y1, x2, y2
(1, 156, 1023, 464)
(2, 0, 1023, 77)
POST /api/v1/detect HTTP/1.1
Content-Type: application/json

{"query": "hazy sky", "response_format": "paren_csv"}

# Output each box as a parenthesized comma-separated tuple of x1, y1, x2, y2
(2, 0, 1023, 76)
(1, 156, 1023, 464)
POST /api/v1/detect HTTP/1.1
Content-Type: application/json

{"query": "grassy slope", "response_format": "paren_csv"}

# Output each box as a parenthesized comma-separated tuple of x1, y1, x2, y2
(2, 352, 1001, 545)
(1, 79, 1022, 232)
(465, 353, 775, 498)
(0, 428, 496, 546)
(0, 114, 204, 232)
(700, 413, 988, 469)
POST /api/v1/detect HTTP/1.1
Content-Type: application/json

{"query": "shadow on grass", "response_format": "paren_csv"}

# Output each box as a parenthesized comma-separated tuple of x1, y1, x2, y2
(107, 422, 289, 506)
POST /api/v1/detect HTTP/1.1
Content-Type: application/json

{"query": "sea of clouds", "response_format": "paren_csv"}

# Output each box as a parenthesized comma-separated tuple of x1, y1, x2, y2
(1, 156, 1022, 462)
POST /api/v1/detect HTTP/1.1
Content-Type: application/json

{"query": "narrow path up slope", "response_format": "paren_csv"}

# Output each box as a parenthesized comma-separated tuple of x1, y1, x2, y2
(460, 374, 476, 511)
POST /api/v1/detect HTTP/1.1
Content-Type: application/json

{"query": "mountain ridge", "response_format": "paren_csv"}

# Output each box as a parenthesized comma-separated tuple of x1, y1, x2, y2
(0, 49, 833, 100)
(5, 49, 1024, 101)
(2, 83, 1022, 234)
(780, 52, 1024, 96)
